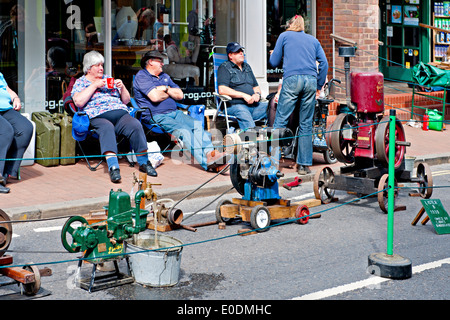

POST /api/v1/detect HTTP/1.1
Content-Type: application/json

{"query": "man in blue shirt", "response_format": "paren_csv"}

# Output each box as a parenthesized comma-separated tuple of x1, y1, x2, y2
(269, 15, 328, 175)
(133, 50, 230, 172)
(217, 42, 268, 130)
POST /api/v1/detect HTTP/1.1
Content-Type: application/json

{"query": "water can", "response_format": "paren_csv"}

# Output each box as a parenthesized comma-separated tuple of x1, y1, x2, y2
(426, 109, 444, 131)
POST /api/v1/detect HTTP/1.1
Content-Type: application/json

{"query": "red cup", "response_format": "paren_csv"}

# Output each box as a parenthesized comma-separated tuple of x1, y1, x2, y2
(106, 77, 115, 89)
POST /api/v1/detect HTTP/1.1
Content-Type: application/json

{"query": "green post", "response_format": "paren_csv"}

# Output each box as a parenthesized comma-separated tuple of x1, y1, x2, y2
(387, 109, 396, 256)
(368, 101, 411, 280)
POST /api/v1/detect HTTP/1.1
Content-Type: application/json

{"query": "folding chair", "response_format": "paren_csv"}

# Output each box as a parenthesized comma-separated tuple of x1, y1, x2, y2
(211, 48, 239, 133)
(211, 47, 267, 134)
(129, 98, 207, 154)
(63, 87, 132, 171)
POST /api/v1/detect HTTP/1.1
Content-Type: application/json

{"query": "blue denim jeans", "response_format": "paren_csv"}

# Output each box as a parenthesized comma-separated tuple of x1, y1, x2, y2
(273, 75, 317, 166)
(227, 101, 268, 130)
(151, 109, 214, 170)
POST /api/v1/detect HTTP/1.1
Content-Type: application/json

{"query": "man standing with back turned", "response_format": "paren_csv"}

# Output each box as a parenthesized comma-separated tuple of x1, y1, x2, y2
(269, 15, 328, 175)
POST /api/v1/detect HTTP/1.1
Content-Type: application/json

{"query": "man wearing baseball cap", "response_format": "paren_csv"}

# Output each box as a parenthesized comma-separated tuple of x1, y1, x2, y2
(133, 50, 230, 172)
(216, 42, 268, 130)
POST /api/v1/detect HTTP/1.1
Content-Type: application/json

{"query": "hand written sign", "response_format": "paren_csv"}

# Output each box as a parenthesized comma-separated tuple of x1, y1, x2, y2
(419, 199, 450, 235)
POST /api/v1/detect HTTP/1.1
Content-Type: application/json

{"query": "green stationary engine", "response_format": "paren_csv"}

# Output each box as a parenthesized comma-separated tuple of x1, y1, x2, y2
(61, 189, 149, 263)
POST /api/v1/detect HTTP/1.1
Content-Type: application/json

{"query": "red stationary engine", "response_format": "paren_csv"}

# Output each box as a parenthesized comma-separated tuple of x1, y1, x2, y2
(314, 46, 432, 213)
(329, 71, 407, 169)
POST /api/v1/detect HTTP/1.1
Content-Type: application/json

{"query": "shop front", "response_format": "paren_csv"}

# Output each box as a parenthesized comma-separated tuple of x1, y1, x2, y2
(0, 0, 244, 115)
(379, 0, 431, 82)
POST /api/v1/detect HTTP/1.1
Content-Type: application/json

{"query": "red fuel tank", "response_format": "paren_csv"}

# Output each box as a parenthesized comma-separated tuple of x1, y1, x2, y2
(351, 72, 384, 113)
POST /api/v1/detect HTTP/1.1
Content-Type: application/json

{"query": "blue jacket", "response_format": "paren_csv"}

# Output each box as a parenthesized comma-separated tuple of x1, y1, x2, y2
(269, 31, 328, 90)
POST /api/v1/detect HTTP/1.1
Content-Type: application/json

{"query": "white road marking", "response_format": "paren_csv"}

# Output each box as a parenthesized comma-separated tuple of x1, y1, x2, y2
(289, 193, 315, 201)
(293, 257, 450, 300)
(34, 226, 62, 233)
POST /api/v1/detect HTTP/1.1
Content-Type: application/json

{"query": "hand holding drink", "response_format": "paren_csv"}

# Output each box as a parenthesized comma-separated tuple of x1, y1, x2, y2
(106, 77, 115, 89)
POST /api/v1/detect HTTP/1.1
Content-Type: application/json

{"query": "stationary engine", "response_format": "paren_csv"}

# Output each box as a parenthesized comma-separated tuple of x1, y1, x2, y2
(61, 189, 149, 262)
(314, 46, 432, 213)
(223, 127, 294, 202)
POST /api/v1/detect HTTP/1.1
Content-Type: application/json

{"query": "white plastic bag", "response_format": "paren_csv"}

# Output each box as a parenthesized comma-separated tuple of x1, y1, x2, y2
(127, 141, 164, 168)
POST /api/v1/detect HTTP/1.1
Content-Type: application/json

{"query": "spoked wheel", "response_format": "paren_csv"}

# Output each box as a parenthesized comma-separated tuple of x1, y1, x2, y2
(416, 162, 433, 199)
(250, 205, 271, 232)
(375, 116, 407, 169)
(215, 199, 234, 224)
(313, 166, 336, 204)
(22, 264, 41, 296)
(377, 174, 399, 213)
(295, 205, 310, 225)
(329, 113, 357, 164)
(61, 216, 89, 253)
(0, 209, 12, 257)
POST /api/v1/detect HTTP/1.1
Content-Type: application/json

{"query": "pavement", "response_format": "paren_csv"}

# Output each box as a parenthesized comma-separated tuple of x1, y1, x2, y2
(1, 123, 450, 221)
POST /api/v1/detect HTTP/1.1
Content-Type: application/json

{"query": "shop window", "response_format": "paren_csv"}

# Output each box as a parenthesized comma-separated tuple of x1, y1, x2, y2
(266, 0, 313, 83)
(1, 0, 239, 112)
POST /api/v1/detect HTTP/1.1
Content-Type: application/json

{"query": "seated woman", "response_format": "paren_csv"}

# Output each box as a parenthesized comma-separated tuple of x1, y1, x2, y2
(0, 72, 33, 194)
(71, 51, 157, 183)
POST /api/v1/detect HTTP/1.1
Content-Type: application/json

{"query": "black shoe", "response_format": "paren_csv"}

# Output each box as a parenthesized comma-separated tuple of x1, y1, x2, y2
(297, 165, 311, 175)
(0, 175, 5, 186)
(109, 167, 121, 183)
(139, 161, 157, 177)
(0, 184, 10, 193)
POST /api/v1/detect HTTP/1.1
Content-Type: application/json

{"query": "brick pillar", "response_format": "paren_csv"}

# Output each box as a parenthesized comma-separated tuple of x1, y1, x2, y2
(317, 0, 333, 78)
(333, 0, 380, 105)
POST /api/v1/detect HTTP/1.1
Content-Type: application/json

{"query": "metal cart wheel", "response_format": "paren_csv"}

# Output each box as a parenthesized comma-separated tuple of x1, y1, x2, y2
(295, 205, 310, 225)
(0, 209, 12, 257)
(377, 173, 399, 213)
(22, 264, 41, 296)
(416, 162, 433, 199)
(313, 166, 336, 204)
(215, 199, 233, 224)
(250, 205, 271, 232)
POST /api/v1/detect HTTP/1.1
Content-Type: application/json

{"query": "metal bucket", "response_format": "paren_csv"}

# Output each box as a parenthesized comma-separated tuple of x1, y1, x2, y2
(126, 232, 183, 287)
(405, 156, 416, 172)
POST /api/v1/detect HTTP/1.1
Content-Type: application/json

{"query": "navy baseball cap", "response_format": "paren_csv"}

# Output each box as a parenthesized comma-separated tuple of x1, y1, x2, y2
(226, 42, 244, 55)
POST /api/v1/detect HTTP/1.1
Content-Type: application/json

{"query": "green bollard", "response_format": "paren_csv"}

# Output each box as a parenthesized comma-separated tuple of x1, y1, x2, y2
(368, 109, 412, 279)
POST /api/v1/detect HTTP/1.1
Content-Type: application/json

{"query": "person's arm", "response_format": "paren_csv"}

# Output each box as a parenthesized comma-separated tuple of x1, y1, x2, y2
(114, 79, 131, 105)
(147, 84, 183, 103)
(269, 34, 284, 68)
(72, 78, 105, 108)
(316, 43, 329, 91)
(218, 85, 256, 104)
(6, 86, 21, 111)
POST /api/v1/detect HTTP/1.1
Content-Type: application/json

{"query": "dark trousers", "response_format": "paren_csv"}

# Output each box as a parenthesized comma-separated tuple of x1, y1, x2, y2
(89, 110, 147, 155)
(0, 108, 33, 178)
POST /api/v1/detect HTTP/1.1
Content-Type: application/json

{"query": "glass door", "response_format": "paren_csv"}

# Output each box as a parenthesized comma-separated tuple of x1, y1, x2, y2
(379, 0, 430, 82)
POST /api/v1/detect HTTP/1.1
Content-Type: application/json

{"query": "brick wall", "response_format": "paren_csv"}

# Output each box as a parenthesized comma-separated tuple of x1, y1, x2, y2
(316, 0, 333, 78)
(315, 0, 381, 116)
